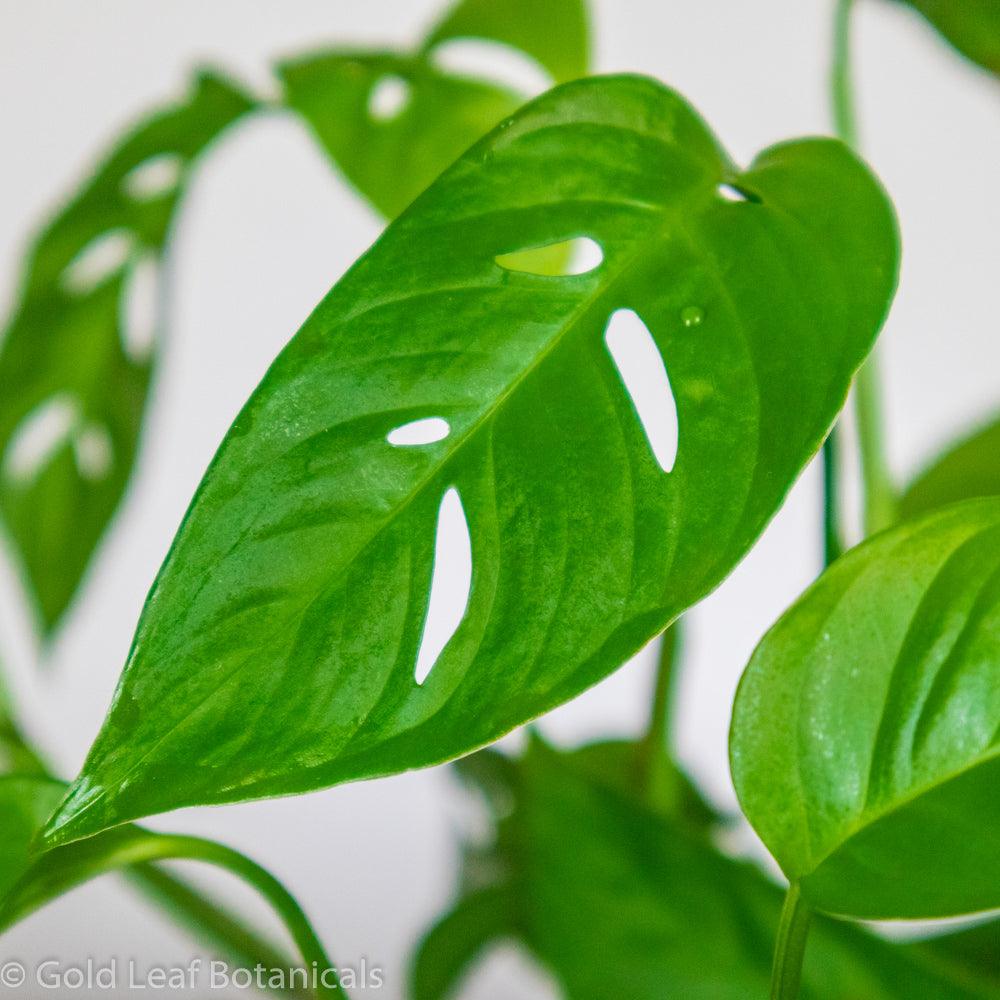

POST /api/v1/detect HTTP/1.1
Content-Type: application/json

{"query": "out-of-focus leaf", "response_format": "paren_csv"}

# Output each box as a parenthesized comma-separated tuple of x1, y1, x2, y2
(909, 918, 1000, 994)
(413, 742, 993, 1000)
(280, 53, 521, 220)
(280, 0, 588, 220)
(894, 1, 1000, 76)
(422, 0, 589, 84)
(0, 667, 45, 775)
(43, 75, 898, 847)
(0, 72, 254, 632)
(900, 415, 1000, 518)
(731, 499, 1000, 919)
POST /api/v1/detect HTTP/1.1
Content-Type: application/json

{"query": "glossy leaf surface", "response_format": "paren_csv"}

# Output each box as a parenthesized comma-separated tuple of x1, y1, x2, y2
(0, 73, 254, 631)
(413, 742, 992, 1000)
(732, 498, 1000, 919)
(896, 0, 1000, 76)
(900, 415, 1000, 518)
(46, 75, 898, 846)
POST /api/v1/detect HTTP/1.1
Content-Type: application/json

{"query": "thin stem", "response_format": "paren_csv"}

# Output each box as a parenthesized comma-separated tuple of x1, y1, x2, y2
(770, 883, 813, 1000)
(821, 431, 843, 567)
(636, 622, 682, 801)
(829, 0, 897, 538)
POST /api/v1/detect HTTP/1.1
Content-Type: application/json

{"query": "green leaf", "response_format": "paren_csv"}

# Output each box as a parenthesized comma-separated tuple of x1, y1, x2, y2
(413, 741, 993, 1000)
(422, 0, 590, 84)
(44, 74, 898, 847)
(909, 918, 1000, 994)
(0, 72, 254, 632)
(900, 415, 1000, 518)
(731, 498, 1000, 919)
(280, 53, 522, 220)
(894, 0, 1000, 76)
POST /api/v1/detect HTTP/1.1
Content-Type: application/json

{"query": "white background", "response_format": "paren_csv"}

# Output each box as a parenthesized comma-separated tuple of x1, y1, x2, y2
(1, 1, 999, 997)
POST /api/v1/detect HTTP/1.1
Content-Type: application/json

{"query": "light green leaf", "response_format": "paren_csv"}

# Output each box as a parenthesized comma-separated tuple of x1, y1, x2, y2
(894, 1, 1000, 77)
(413, 742, 992, 1000)
(731, 498, 1000, 919)
(0, 72, 254, 632)
(279, 53, 522, 220)
(422, 0, 590, 84)
(900, 415, 1000, 518)
(44, 74, 898, 847)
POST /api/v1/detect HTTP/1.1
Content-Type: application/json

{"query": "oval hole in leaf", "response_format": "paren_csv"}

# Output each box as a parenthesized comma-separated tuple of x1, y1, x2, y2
(368, 74, 412, 121)
(121, 153, 184, 200)
(3, 394, 79, 483)
(495, 237, 603, 277)
(718, 183, 759, 204)
(604, 309, 678, 472)
(415, 487, 472, 685)
(429, 38, 551, 96)
(73, 423, 114, 480)
(120, 254, 160, 362)
(61, 230, 133, 296)
(387, 417, 451, 447)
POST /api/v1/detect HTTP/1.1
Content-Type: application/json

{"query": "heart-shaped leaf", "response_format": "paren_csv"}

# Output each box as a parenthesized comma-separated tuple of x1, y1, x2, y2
(900, 415, 1000, 518)
(413, 742, 992, 1000)
(44, 74, 898, 847)
(731, 498, 1000, 919)
(893, 1, 1000, 77)
(0, 72, 254, 632)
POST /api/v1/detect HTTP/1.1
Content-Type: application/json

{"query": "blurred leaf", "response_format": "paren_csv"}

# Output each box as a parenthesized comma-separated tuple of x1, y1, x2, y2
(422, 0, 590, 84)
(280, 0, 588, 220)
(413, 741, 994, 1000)
(0, 72, 254, 632)
(900, 415, 1000, 518)
(280, 52, 522, 220)
(909, 918, 1000, 993)
(43, 75, 897, 846)
(731, 499, 1000, 919)
(895, 1, 1000, 76)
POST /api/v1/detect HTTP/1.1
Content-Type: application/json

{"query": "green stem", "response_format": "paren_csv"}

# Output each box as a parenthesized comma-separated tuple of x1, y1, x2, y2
(821, 430, 843, 566)
(770, 883, 813, 1000)
(830, 0, 897, 537)
(636, 622, 682, 801)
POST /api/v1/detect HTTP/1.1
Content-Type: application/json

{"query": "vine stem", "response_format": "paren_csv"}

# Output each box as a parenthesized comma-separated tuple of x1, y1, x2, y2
(770, 883, 813, 1000)
(636, 622, 681, 800)
(830, 0, 898, 538)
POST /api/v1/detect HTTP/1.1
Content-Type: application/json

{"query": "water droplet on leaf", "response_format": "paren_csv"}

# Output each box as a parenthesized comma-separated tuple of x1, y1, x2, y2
(681, 306, 704, 328)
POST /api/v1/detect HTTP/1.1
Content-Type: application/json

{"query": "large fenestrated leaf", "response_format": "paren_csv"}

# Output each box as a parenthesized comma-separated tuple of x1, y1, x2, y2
(900, 414, 1000, 518)
(280, 0, 588, 221)
(43, 74, 898, 846)
(893, 0, 1000, 77)
(0, 72, 254, 632)
(412, 742, 992, 1000)
(731, 498, 1000, 920)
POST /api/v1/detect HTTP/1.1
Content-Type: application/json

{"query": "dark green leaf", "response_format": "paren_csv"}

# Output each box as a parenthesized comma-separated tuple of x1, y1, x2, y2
(422, 0, 590, 84)
(731, 498, 1000, 919)
(280, 53, 522, 220)
(0, 72, 254, 631)
(909, 918, 1000, 994)
(44, 74, 898, 846)
(900, 415, 1000, 518)
(894, 1, 1000, 76)
(413, 741, 992, 1000)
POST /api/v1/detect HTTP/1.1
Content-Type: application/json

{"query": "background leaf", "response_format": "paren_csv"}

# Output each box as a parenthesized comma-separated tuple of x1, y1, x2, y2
(412, 741, 995, 1000)
(44, 74, 898, 846)
(900, 415, 1000, 518)
(731, 498, 1000, 919)
(893, 1, 1000, 77)
(0, 72, 254, 632)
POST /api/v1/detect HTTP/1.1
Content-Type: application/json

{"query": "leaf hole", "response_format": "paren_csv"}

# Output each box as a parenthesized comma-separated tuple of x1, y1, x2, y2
(387, 417, 451, 447)
(120, 254, 160, 362)
(495, 237, 603, 277)
(717, 183, 759, 204)
(604, 309, 678, 473)
(414, 487, 472, 685)
(61, 230, 133, 295)
(121, 153, 184, 200)
(368, 75, 412, 121)
(3, 394, 80, 483)
(428, 38, 551, 96)
(73, 423, 114, 480)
